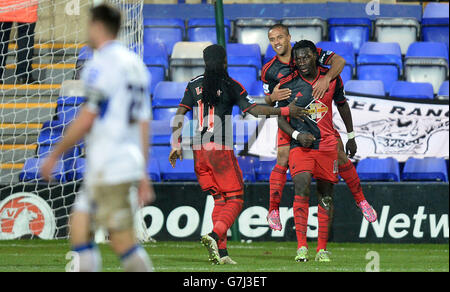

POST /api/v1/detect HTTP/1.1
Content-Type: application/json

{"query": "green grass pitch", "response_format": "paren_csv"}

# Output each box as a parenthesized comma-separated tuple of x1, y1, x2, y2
(0, 240, 448, 272)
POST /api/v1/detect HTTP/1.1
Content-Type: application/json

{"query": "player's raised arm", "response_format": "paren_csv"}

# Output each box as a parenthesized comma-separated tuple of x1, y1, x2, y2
(247, 98, 307, 120)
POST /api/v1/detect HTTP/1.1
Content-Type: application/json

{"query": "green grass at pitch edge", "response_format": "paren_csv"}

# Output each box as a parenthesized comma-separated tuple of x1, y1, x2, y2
(0, 240, 448, 272)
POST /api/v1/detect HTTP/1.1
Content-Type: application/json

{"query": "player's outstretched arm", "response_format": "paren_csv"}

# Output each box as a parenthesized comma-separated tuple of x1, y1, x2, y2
(313, 54, 346, 100)
(248, 97, 307, 120)
(40, 106, 96, 181)
(169, 106, 189, 168)
(265, 83, 292, 106)
(336, 101, 357, 158)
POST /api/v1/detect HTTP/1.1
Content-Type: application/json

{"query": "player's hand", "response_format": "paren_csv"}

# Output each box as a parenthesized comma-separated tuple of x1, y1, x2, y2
(346, 138, 357, 158)
(288, 97, 308, 121)
(169, 148, 183, 168)
(312, 75, 331, 100)
(270, 83, 292, 102)
(297, 132, 316, 148)
(40, 155, 58, 181)
(138, 176, 155, 207)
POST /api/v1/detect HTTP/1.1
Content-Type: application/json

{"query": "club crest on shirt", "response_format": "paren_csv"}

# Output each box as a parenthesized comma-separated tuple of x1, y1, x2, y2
(305, 99, 328, 123)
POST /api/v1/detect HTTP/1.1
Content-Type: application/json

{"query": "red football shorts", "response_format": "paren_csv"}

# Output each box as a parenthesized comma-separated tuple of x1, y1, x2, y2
(193, 142, 244, 197)
(277, 128, 291, 148)
(289, 147, 339, 184)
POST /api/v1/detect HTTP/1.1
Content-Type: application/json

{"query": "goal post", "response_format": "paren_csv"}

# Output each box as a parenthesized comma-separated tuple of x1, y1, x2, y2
(0, 0, 144, 240)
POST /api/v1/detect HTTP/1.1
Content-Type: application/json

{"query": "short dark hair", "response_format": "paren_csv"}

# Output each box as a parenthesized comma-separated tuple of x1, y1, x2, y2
(292, 40, 319, 66)
(90, 4, 122, 37)
(268, 23, 290, 36)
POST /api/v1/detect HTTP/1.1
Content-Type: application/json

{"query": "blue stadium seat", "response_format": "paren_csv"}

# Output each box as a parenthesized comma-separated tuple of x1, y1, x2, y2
(19, 158, 66, 182)
(402, 157, 448, 182)
(356, 157, 400, 182)
(255, 159, 277, 181)
(316, 41, 355, 69)
(438, 81, 449, 99)
(236, 156, 258, 182)
(38, 120, 65, 146)
(344, 80, 385, 96)
(421, 3, 449, 50)
(232, 105, 242, 119)
(228, 67, 257, 92)
(328, 18, 371, 54)
(389, 81, 434, 100)
(152, 81, 187, 108)
(66, 158, 85, 181)
(56, 96, 86, 123)
(159, 157, 196, 181)
(150, 145, 171, 160)
(150, 119, 172, 145)
(357, 42, 402, 94)
(405, 42, 449, 94)
(249, 80, 265, 98)
(143, 42, 168, 95)
(227, 43, 262, 79)
(187, 18, 231, 44)
(147, 157, 161, 182)
(313, 42, 355, 84)
(234, 119, 258, 146)
(143, 18, 185, 55)
(153, 107, 192, 121)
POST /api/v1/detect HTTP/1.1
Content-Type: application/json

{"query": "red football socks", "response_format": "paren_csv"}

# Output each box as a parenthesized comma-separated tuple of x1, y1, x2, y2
(212, 198, 244, 240)
(211, 197, 227, 250)
(317, 204, 330, 252)
(293, 195, 309, 249)
(269, 164, 288, 212)
(339, 160, 365, 204)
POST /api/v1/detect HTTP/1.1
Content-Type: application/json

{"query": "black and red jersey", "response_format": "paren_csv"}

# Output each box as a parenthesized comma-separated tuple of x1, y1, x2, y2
(277, 66, 346, 152)
(261, 47, 335, 96)
(179, 74, 257, 146)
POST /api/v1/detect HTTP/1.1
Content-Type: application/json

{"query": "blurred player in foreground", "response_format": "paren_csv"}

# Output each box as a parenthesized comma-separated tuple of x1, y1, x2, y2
(41, 4, 154, 272)
(169, 44, 307, 265)
(262, 24, 376, 231)
(277, 40, 357, 262)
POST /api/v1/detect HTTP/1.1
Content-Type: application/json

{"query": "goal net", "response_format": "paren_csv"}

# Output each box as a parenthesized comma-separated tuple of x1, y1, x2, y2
(0, 0, 144, 240)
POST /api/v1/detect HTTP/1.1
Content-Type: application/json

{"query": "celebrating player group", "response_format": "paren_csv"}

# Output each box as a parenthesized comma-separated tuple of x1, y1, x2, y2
(170, 24, 377, 264)
(40, 4, 378, 271)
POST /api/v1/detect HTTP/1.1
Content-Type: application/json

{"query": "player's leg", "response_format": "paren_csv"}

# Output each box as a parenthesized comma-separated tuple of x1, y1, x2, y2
(315, 179, 334, 262)
(208, 187, 229, 260)
(336, 136, 377, 222)
(267, 129, 291, 231)
(194, 147, 225, 264)
(289, 147, 314, 262)
(94, 183, 153, 272)
(292, 172, 312, 262)
(203, 147, 245, 264)
(69, 188, 102, 272)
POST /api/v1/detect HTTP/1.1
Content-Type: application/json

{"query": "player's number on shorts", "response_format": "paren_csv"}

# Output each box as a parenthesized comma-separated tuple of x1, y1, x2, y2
(127, 83, 145, 124)
(197, 100, 215, 133)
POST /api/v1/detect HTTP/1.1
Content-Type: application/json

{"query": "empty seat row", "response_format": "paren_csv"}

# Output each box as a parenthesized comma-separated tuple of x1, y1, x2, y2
(144, 8, 449, 57)
(345, 80, 449, 100)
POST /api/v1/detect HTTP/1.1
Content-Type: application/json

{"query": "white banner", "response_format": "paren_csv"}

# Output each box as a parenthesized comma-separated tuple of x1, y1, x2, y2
(248, 95, 449, 162)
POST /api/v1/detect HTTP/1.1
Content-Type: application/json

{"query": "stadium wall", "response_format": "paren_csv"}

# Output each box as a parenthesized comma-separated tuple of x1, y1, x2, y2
(0, 182, 448, 243)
